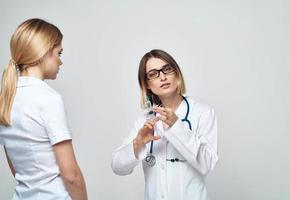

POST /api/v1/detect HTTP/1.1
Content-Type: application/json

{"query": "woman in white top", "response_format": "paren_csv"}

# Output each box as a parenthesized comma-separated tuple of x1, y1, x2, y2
(0, 18, 87, 200)
(111, 49, 218, 200)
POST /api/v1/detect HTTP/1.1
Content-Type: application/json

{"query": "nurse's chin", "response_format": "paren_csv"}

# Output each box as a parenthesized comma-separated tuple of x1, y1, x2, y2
(156, 90, 177, 98)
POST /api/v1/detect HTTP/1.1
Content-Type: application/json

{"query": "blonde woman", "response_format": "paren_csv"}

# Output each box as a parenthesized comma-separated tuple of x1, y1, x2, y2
(0, 18, 87, 200)
(112, 49, 218, 200)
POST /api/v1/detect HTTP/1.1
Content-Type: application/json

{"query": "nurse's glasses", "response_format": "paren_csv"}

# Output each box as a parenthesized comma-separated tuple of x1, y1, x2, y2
(146, 64, 176, 80)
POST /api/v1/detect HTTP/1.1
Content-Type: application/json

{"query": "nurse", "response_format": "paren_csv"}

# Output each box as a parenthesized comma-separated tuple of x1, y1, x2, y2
(111, 49, 218, 200)
(0, 18, 87, 200)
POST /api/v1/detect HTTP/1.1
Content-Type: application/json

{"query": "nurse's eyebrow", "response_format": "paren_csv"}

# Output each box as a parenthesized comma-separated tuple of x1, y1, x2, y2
(147, 63, 170, 73)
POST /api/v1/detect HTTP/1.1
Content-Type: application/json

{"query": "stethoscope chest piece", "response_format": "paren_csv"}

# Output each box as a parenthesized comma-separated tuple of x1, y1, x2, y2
(145, 154, 156, 167)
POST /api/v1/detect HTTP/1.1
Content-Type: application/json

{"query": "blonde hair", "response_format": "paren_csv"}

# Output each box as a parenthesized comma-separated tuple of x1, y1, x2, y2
(138, 49, 186, 108)
(0, 18, 63, 126)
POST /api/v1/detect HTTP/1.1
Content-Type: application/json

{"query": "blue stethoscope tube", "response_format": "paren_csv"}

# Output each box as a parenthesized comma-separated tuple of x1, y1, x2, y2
(149, 96, 192, 154)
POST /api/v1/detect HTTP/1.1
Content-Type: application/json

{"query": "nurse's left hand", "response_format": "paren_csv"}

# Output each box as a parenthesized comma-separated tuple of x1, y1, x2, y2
(153, 106, 178, 127)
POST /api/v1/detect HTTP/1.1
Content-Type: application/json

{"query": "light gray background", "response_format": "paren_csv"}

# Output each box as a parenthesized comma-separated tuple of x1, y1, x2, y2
(0, 0, 289, 199)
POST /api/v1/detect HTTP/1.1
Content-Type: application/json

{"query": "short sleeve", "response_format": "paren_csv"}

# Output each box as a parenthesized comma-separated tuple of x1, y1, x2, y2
(40, 94, 72, 145)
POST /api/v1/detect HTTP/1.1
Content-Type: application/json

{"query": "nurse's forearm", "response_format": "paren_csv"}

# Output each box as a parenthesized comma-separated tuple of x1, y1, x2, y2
(133, 138, 145, 159)
(111, 141, 143, 175)
(164, 119, 218, 175)
(4, 146, 15, 177)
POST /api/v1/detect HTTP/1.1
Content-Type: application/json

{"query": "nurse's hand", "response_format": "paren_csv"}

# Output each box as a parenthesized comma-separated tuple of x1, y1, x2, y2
(153, 106, 178, 127)
(133, 119, 161, 159)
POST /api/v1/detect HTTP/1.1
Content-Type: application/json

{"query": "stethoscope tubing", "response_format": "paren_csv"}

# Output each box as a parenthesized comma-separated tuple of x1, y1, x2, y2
(149, 96, 192, 154)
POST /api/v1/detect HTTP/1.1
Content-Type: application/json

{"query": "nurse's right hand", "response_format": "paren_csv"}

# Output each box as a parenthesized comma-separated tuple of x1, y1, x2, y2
(133, 119, 161, 159)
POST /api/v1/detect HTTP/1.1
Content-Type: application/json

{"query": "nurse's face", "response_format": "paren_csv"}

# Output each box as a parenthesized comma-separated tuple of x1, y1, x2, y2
(41, 44, 63, 80)
(145, 57, 178, 98)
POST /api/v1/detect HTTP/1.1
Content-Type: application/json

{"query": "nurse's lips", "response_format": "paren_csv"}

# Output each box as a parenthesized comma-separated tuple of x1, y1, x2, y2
(160, 83, 170, 89)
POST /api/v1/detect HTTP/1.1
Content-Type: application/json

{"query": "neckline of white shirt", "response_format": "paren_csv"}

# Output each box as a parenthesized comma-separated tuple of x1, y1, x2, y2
(17, 76, 47, 88)
(175, 96, 188, 118)
(156, 97, 188, 131)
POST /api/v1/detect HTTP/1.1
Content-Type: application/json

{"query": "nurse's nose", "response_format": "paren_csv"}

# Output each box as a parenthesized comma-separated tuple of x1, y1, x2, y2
(159, 71, 167, 81)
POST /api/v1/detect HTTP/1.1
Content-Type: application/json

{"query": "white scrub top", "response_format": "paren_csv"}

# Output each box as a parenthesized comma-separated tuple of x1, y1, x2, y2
(0, 76, 72, 200)
(112, 97, 218, 200)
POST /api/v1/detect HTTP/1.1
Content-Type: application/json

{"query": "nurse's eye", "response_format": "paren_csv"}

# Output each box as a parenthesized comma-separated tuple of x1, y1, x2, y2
(162, 65, 175, 74)
(146, 70, 159, 80)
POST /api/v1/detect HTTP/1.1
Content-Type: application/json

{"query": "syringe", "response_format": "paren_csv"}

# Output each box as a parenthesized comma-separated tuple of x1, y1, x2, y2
(145, 96, 155, 120)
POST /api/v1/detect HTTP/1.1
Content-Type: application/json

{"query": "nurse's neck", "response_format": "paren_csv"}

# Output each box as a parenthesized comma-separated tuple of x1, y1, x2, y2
(20, 66, 44, 80)
(159, 94, 183, 111)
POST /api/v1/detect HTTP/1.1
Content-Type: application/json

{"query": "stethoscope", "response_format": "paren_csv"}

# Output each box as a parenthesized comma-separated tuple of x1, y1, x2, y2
(145, 96, 192, 167)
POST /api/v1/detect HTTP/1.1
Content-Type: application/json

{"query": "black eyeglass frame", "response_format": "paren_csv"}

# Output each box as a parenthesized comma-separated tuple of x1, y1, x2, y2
(146, 64, 176, 80)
